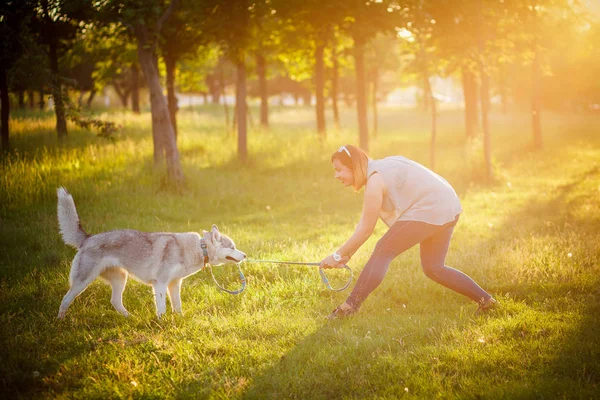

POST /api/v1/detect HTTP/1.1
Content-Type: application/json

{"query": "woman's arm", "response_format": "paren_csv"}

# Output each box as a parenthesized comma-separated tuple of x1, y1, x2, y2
(321, 173, 384, 267)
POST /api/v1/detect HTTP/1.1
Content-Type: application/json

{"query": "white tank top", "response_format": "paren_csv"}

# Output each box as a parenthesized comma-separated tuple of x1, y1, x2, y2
(367, 156, 462, 226)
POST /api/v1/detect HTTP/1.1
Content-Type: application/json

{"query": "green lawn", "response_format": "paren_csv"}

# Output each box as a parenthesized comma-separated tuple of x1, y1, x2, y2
(1, 105, 599, 399)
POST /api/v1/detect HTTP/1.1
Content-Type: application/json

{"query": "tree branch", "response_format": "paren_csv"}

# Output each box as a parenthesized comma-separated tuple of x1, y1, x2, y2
(118, 17, 134, 35)
(156, 0, 180, 34)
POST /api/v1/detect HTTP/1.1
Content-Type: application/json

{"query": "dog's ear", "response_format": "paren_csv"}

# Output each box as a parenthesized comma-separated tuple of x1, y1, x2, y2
(211, 224, 221, 241)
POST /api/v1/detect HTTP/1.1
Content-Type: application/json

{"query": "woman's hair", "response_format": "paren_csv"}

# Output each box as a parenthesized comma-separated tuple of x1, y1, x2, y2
(330, 145, 370, 190)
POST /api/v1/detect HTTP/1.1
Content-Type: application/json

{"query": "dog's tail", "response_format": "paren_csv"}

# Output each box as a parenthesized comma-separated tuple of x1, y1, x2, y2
(57, 187, 87, 249)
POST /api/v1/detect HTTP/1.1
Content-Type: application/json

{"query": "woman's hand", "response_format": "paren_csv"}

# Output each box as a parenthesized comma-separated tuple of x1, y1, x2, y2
(320, 254, 351, 269)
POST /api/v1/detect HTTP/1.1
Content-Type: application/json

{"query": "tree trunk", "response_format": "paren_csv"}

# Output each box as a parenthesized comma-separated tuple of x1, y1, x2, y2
(18, 92, 25, 109)
(479, 65, 492, 181)
(0, 68, 9, 152)
(246, 100, 254, 129)
(131, 64, 140, 114)
(87, 89, 96, 108)
(331, 49, 340, 130)
(478, 1, 492, 181)
(165, 52, 178, 139)
(532, 41, 542, 149)
(39, 87, 45, 110)
(136, 39, 183, 184)
(354, 37, 369, 152)
(344, 92, 353, 108)
(232, 102, 237, 133)
(113, 83, 129, 108)
(302, 92, 311, 107)
(235, 55, 247, 161)
(257, 53, 268, 129)
(28, 90, 35, 109)
(462, 67, 478, 139)
(371, 66, 379, 138)
(49, 36, 67, 138)
(424, 73, 437, 169)
(315, 40, 326, 138)
(499, 68, 508, 115)
(207, 75, 220, 104)
(219, 64, 229, 133)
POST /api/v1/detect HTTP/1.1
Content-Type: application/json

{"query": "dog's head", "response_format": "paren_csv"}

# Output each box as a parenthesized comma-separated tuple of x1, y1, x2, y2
(202, 224, 246, 265)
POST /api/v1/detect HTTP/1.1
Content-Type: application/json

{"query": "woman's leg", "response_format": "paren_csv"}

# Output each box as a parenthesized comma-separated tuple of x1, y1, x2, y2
(345, 220, 439, 309)
(419, 219, 491, 303)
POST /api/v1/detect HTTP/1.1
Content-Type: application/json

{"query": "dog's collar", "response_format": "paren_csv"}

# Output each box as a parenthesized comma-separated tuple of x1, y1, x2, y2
(200, 238, 209, 267)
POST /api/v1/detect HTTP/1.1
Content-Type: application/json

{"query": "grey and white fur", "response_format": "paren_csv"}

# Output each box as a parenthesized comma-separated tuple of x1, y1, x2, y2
(56, 187, 246, 319)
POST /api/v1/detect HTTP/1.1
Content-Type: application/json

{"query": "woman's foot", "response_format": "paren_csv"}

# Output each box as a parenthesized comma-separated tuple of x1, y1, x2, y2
(327, 302, 359, 320)
(475, 296, 498, 315)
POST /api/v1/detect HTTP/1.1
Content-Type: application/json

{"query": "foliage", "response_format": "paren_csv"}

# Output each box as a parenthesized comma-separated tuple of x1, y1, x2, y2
(175, 46, 221, 94)
(0, 0, 36, 72)
(64, 106, 121, 140)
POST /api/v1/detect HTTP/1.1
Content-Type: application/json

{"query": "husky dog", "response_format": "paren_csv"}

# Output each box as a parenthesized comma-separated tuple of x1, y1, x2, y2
(56, 187, 246, 319)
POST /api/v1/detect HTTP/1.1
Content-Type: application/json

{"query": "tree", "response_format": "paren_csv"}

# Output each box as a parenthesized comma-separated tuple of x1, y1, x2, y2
(477, 0, 493, 181)
(509, 0, 577, 150)
(365, 33, 401, 139)
(342, 0, 399, 152)
(544, 17, 600, 111)
(160, 0, 206, 138)
(282, 0, 344, 138)
(32, 0, 92, 139)
(86, 23, 142, 112)
(251, 0, 282, 130)
(327, 29, 354, 130)
(61, 34, 103, 109)
(430, 0, 480, 139)
(202, 0, 256, 161)
(0, 0, 37, 152)
(432, 0, 506, 180)
(234, 0, 250, 161)
(102, 0, 184, 183)
(400, 0, 442, 169)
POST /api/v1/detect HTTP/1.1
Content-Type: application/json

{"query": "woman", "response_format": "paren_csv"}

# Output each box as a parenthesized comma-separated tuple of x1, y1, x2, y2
(320, 145, 496, 318)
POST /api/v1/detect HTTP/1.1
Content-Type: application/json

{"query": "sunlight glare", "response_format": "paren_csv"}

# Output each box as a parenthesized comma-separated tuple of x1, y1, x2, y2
(396, 27, 414, 42)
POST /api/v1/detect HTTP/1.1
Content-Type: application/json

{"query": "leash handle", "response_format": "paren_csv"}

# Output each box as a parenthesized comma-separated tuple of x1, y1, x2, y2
(207, 263, 246, 295)
(318, 264, 353, 292)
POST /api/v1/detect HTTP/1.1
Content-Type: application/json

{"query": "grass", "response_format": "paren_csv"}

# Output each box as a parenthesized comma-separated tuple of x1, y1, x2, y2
(1, 104, 599, 399)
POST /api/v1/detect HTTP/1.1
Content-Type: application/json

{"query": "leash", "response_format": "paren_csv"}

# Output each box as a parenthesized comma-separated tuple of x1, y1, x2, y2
(206, 263, 247, 295)
(202, 239, 246, 295)
(200, 239, 353, 293)
(244, 260, 354, 292)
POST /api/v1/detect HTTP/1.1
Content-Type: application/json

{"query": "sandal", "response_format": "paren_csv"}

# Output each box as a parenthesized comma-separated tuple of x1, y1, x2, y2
(327, 303, 359, 320)
(475, 296, 498, 315)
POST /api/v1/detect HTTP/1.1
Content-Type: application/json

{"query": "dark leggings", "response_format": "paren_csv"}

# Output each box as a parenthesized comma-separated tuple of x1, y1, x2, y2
(346, 215, 490, 308)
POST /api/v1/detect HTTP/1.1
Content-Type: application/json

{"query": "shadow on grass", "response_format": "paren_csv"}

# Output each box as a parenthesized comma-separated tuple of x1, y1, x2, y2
(233, 164, 600, 398)
(479, 164, 599, 299)
(464, 164, 600, 395)
(453, 164, 600, 395)
(0, 317, 96, 397)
